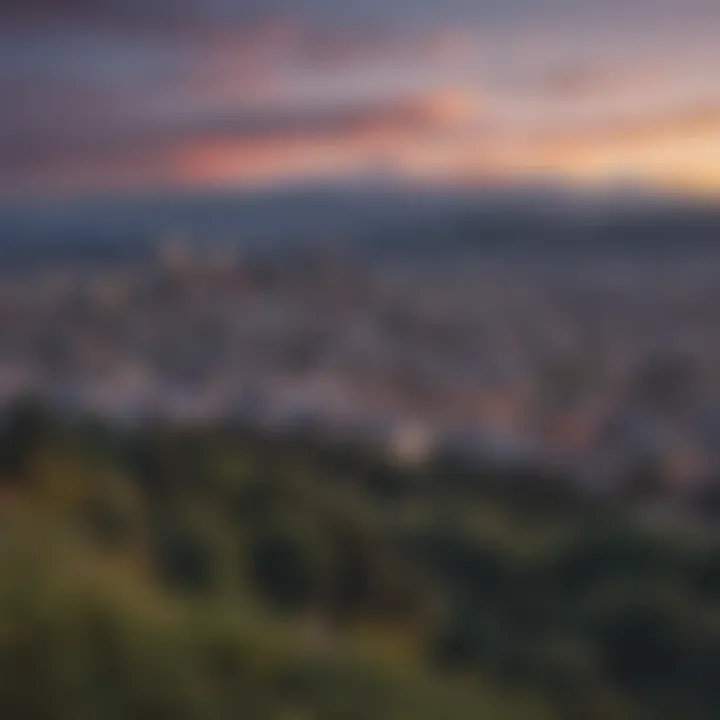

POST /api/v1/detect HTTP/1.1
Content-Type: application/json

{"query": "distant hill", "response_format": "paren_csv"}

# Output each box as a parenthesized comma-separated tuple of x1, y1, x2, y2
(2, 185, 720, 269)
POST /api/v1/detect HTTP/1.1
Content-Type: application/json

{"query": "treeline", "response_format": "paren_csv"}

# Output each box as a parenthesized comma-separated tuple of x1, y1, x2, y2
(1, 400, 720, 719)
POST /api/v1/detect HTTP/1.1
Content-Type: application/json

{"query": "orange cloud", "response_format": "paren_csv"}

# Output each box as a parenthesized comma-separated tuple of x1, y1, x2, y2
(171, 94, 720, 194)
(502, 104, 720, 190)
(173, 89, 484, 188)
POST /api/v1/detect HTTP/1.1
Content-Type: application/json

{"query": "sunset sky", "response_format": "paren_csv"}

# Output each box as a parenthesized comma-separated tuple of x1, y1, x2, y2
(3, 0, 720, 198)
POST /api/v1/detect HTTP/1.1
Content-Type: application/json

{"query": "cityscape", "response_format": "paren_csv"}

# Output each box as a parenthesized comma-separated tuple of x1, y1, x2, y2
(3, 201, 720, 494)
(5, 0, 720, 717)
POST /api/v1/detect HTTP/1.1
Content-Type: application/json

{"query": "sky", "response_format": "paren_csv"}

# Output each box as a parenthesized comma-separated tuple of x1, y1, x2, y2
(2, 0, 720, 199)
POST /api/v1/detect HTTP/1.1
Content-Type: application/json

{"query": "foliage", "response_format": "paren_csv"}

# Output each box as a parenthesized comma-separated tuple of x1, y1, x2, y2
(1, 402, 720, 718)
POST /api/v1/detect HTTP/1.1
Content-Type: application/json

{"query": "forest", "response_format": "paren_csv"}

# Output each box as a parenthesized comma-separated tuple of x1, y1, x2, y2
(1, 399, 720, 719)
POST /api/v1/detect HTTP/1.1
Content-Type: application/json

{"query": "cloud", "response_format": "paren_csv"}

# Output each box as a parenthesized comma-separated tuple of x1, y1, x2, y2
(0, 87, 484, 196)
(0, 0, 233, 32)
(5, 80, 720, 197)
(518, 104, 720, 189)
(2, 0, 720, 197)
